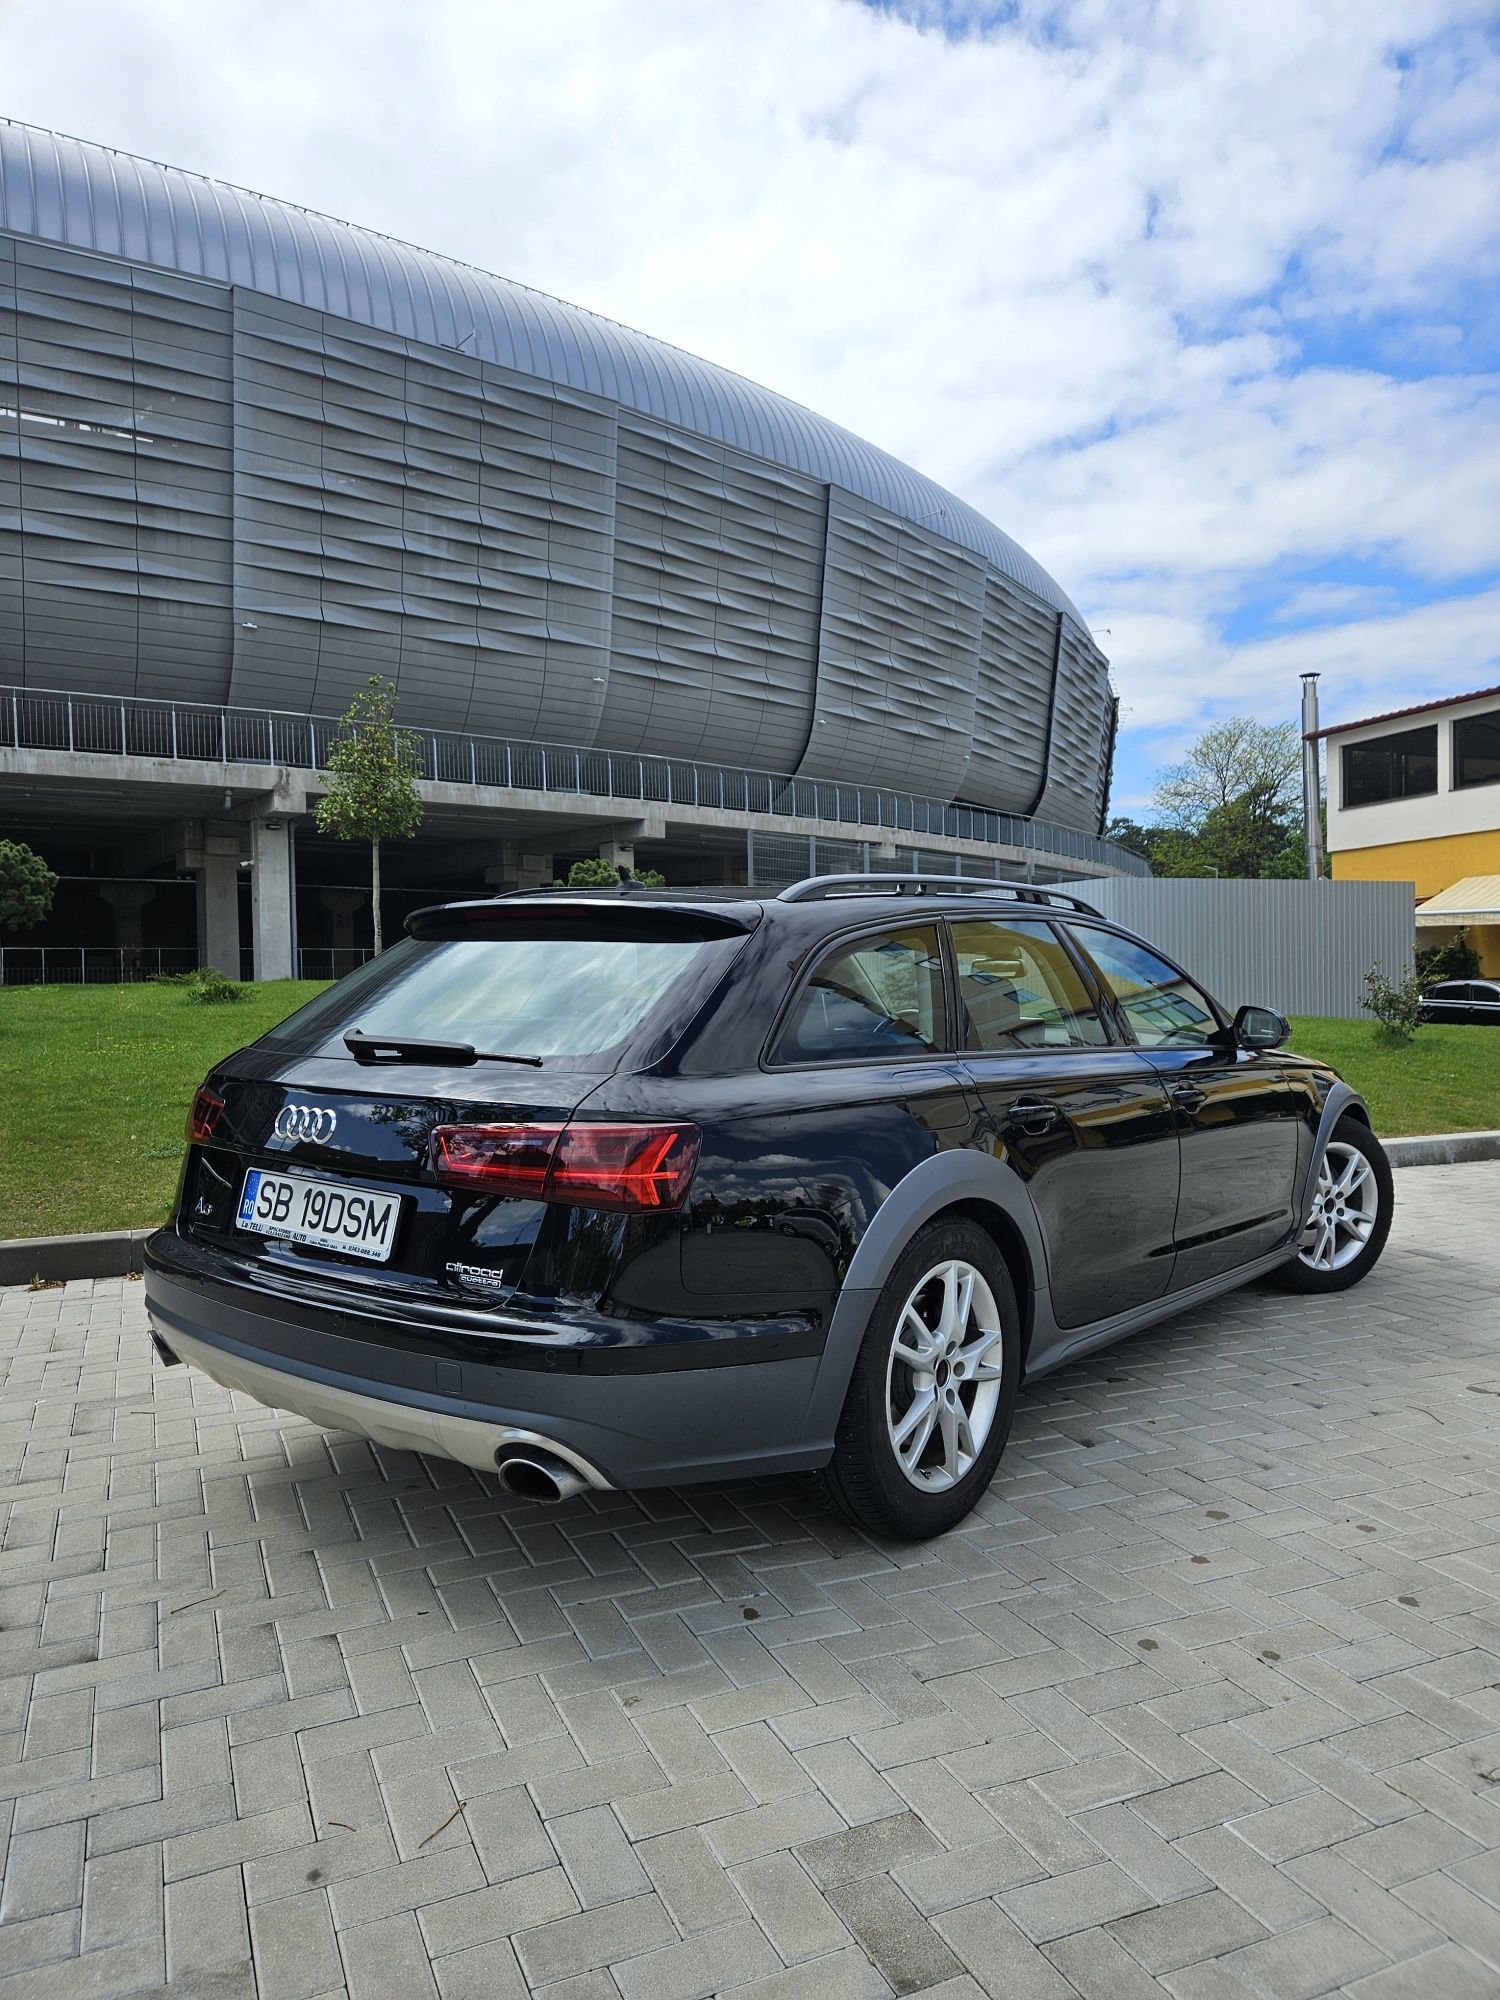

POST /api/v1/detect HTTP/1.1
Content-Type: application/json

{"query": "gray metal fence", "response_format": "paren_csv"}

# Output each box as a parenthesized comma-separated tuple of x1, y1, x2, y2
(1053, 877, 1415, 1020)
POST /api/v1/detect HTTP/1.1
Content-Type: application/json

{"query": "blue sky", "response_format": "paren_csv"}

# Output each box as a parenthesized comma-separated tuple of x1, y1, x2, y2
(2, 0, 1496, 816)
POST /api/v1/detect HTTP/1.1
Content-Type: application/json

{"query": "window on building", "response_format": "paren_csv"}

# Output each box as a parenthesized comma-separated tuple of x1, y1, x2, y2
(1454, 712, 1500, 790)
(1341, 725, 1438, 807)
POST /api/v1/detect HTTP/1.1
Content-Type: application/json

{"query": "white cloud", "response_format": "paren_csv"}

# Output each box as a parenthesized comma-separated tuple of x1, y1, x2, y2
(1, 0, 1496, 796)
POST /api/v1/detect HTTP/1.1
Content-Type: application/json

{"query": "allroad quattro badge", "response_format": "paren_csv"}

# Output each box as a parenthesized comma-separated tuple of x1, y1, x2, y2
(273, 1104, 338, 1145)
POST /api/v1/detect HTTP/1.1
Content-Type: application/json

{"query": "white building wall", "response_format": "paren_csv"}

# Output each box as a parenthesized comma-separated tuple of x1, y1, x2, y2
(1327, 690, 1500, 853)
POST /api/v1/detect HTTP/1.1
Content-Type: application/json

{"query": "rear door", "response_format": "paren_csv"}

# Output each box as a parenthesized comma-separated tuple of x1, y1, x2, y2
(180, 907, 751, 1307)
(949, 914, 1179, 1328)
(1067, 925, 1304, 1288)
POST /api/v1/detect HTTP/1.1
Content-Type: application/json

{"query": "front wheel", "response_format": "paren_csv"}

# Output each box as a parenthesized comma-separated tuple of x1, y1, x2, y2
(1268, 1115, 1393, 1293)
(819, 1218, 1020, 1539)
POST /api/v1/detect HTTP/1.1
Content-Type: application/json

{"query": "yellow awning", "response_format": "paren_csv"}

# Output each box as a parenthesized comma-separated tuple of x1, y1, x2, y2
(1414, 876, 1500, 926)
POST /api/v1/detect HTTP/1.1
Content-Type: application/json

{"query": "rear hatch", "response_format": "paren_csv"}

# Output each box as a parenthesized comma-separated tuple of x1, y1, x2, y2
(179, 898, 755, 1310)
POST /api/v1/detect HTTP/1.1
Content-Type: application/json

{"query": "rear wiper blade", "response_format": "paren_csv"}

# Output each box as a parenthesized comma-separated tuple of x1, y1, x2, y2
(344, 1030, 544, 1068)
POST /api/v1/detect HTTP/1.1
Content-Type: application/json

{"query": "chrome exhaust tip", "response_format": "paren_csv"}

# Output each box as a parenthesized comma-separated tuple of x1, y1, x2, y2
(494, 1447, 591, 1503)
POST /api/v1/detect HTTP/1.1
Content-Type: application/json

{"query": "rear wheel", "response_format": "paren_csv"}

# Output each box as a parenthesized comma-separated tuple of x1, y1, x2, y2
(820, 1218, 1020, 1539)
(1268, 1115, 1393, 1293)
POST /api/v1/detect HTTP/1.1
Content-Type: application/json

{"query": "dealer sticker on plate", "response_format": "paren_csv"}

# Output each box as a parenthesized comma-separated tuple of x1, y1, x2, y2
(237, 1169, 401, 1262)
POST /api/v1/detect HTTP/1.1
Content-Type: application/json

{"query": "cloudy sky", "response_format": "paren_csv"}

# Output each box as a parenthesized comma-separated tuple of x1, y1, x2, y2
(3, 0, 1497, 810)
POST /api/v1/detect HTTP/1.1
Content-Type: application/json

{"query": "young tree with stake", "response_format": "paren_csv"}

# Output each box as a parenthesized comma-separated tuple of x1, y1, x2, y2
(313, 677, 423, 955)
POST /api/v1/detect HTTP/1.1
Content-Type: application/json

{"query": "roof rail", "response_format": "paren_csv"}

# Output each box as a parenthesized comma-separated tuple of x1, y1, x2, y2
(776, 873, 1102, 916)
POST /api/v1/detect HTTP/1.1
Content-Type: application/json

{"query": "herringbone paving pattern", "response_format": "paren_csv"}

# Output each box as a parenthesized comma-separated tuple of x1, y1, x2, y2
(2, 1163, 1498, 1998)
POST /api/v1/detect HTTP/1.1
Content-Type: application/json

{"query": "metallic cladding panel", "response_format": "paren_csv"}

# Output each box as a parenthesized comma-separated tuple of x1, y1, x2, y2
(0, 121, 1079, 621)
(1035, 621, 1112, 832)
(0, 236, 235, 701)
(0, 123, 1120, 832)
(599, 417, 824, 767)
(228, 293, 618, 736)
(959, 575, 1056, 813)
(796, 487, 985, 796)
(1050, 878, 1415, 1021)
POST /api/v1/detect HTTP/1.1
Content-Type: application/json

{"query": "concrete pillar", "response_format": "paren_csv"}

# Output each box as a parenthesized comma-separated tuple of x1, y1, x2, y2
(251, 814, 295, 980)
(194, 849, 241, 978)
(483, 843, 554, 892)
(598, 836, 635, 875)
(320, 887, 366, 951)
(97, 883, 155, 950)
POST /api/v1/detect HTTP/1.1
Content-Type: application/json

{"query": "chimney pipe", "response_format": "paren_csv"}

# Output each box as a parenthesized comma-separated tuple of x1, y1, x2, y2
(1300, 673, 1325, 881)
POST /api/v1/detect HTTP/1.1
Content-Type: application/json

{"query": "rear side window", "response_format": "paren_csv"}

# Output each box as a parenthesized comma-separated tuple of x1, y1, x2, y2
(260, 929, 718, 1063)
(952, 918, 1108, 1051)
(775, 927, 945, 1062)
(1072, 929, 1221, 1048)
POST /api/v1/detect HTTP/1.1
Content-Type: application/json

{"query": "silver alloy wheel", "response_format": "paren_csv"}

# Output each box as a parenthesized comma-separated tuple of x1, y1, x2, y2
(885, 1258, 1005, 1491)
(1299, 1139, 1380, 1272)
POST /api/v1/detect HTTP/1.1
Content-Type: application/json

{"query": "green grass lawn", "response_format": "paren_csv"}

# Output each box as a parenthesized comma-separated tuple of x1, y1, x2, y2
(1, 985, 1497, 1241)
(0, 981, 328, 1240)
(1287, 1016, 1500, 1143)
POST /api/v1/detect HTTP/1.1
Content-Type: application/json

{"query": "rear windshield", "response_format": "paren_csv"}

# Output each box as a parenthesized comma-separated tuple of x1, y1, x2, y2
(259, 929, 718, 1063)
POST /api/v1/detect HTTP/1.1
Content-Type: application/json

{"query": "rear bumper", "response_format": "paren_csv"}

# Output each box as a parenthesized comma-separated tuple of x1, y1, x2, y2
(143, 1251, 831, 1490)
(161, 1322, 616, 1487)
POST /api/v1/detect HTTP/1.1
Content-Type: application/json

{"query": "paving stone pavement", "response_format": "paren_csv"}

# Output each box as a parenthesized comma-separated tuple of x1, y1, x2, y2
(2, 1161, 1499, 2000)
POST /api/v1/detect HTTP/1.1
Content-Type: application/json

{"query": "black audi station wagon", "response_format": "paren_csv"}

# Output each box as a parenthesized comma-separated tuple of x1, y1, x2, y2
(145, 876, 1394, 1538)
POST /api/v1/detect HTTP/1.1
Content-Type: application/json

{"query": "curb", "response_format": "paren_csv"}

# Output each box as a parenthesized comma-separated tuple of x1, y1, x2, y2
(0, 1228, 152, 1287)
(1384, 1130, 1500, 1169)
(5, 1131, 1500, 1285)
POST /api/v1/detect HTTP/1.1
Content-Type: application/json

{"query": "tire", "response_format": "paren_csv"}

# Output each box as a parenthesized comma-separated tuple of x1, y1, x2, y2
(819, 1217, 1021, 1539)
(1267, 1114, 1394, 1294)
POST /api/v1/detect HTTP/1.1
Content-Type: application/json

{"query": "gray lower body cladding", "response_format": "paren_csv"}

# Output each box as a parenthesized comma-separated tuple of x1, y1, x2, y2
(142, 1261, 828, 1490)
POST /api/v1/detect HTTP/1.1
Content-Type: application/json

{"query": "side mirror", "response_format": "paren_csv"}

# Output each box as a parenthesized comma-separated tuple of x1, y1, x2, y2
(1232, 1003, 1291, 1051)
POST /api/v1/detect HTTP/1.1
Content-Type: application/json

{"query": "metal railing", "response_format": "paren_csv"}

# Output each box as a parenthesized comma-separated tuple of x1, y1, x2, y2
(0, 682, 1149, 875)
(295, 947, 375, 981)
(0, 945, 200, 985)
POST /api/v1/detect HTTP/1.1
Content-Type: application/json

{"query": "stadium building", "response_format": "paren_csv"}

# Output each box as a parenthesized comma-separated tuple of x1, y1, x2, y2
(0, 121, 1141, 981)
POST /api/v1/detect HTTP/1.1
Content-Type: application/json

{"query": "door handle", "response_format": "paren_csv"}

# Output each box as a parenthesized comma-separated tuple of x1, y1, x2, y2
(1007, 1097, 1062, 1134)
(1170, 1082, 1207, 1113)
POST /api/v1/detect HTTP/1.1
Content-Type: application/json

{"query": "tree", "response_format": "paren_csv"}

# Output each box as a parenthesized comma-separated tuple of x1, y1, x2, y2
(1150, 719, 1305, 880)
(1155, 719, 1302, 827)
(1103, 817, 1157, 865)
(313, 677, 423, 954)
(0, 839, 57, 932)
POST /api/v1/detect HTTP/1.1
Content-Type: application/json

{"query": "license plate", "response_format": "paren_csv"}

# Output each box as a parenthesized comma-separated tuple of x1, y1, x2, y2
(236, 1169, 401, 1262)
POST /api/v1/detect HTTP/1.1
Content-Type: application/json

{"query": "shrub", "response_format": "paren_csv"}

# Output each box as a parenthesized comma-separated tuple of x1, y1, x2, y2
(184, 966, 245, 1004)
(1415, 928, 1482, 986)
(1360, 960, 1424, 1043)
(152, 966, 245, 1003)
(554, 859, 667, 888)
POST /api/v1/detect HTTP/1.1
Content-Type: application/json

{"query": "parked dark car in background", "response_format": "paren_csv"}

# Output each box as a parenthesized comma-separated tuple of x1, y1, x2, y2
(1419, 978, 1500, 1025)
(145, 876, 1393, 1538)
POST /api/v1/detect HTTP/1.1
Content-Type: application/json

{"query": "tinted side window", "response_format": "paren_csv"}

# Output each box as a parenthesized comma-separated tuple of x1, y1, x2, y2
(951, 918, 1108, 1051)
(1455, 711, 1500, 790)
(775, 927, 945, 1062)
(1342, 725, 1438, 806)
(1073, 930, 1220, 1048)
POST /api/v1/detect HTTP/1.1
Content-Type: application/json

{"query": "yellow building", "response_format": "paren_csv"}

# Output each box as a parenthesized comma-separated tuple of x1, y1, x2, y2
(1322, 684, 1500, 974)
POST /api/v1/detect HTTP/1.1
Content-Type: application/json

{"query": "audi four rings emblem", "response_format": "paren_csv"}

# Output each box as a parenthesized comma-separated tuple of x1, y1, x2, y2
(273, 1104, 338, 1145)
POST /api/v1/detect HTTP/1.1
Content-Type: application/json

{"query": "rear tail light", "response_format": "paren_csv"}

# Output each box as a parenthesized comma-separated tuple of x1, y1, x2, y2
(431, 1122, 699, 1211)
(186, 1087, 225, 1144)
